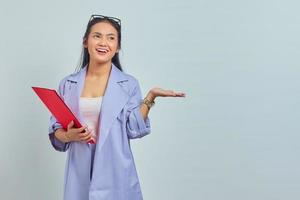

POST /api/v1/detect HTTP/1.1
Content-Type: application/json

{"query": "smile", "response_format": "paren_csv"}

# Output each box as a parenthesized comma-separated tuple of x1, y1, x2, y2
(96, 48, 109, 54)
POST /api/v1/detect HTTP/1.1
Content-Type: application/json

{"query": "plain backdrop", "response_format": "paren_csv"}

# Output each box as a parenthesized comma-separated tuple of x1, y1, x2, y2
(0, 0, 299, 199)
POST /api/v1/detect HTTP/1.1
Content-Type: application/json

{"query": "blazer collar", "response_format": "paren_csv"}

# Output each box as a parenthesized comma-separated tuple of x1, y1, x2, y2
(67, 63, 128, 84)
(68, 63, 131, 155)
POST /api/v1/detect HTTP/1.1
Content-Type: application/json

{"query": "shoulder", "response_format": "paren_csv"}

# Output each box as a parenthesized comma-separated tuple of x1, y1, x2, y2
(58, 73, 75, 86)
(121, 70, 139, 85)
(121, 71, 139, 84)
(57, 70, 80, 94)
(59, 66, 84, 84)
(117, 69, 141, 95)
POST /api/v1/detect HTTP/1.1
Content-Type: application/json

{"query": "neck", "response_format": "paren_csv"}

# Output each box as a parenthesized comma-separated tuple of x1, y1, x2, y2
(87, 60, 112, 78)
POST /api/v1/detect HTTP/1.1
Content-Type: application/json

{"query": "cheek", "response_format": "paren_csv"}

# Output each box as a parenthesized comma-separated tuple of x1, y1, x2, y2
(114, 44, 119, 53)
(110, 38, 119, 48)
(87, 46, 94, 55)
(86, 38, 96, 47)
(87, 42, 97, 54)
(111, 42, 119, 52)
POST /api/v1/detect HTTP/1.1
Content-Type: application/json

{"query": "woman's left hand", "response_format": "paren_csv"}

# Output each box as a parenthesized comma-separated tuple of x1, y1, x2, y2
(139, 87, 185, 119)
(146, 87, 186, 101)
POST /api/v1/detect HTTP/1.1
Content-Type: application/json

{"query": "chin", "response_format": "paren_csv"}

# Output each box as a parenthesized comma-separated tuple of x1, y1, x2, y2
(94, 59, 112, 65)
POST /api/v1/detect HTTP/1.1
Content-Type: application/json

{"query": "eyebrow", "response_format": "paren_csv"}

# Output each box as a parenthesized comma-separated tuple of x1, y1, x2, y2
(92, 32, 116, 36)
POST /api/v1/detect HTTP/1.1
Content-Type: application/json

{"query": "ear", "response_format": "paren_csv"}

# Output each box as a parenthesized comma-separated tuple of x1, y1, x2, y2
(83, 38, 87, 48)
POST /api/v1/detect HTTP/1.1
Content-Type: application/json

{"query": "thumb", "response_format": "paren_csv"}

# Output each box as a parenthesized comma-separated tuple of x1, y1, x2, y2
(67, 120, 74, 130)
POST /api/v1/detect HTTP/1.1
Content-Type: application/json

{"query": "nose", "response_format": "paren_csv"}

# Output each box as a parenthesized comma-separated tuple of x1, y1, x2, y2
(97, 37, 107, 46)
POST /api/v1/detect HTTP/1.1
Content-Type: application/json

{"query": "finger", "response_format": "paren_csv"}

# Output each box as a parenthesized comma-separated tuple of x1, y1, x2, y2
(161, 90, 173, 95)
(165, 90, 177, 96)
(79, 130, 91, 138)
(84, 135, 94, 142)
(174, 92, 186, 97)
(78, 125, 88, 133)
(81, 133, 92, 141)
(164, 91, 186, 97)
(67, 121, 74, 130)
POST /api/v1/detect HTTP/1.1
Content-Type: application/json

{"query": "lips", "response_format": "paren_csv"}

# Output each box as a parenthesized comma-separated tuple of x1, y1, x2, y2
(96, 48, 109, 54)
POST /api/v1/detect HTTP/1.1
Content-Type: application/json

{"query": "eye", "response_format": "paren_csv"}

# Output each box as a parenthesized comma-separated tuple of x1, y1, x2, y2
(93, 35, 101, 38)
(108, 37, 115, 40)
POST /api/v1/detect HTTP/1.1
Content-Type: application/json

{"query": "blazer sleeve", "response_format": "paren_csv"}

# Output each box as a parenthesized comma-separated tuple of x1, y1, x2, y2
(48, 77, 70, 152)
(125, 79, 151, 139)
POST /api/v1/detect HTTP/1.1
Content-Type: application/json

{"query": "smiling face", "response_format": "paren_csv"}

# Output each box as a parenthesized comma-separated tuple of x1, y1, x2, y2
(83, 21, 119, 65)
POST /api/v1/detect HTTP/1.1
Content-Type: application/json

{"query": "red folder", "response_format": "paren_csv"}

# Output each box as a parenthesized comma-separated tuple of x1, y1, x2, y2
(32, 86, 95, 144)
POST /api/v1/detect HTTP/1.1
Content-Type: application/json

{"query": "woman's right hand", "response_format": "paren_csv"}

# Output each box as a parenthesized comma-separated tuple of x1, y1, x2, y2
(64, 121, 93, 143)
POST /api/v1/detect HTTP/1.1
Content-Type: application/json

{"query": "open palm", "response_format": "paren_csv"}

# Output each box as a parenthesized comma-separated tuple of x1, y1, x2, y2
(150, 87, 186, 98)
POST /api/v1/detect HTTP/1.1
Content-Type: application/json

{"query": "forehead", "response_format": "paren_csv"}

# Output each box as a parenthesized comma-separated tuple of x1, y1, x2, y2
(90, 21, 118, 34)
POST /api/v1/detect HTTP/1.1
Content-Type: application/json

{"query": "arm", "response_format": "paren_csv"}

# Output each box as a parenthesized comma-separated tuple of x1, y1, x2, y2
(48, 78, 70, 152)
(125, 81, 186, 139)
(48, 77, 94, 151)
(48, 118, 70, 152)
(139, 87, 186, 120)
(125, 80, 151, 139)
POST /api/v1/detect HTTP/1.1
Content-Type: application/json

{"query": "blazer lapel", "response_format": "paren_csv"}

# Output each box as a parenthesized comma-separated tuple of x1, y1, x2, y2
(65, 66, 87, 127)
(66, 64, 130, 152)
(96, 64, 130, 152)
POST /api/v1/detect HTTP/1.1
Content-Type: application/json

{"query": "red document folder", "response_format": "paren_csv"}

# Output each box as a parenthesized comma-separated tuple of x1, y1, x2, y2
(32, 86, 95, 144)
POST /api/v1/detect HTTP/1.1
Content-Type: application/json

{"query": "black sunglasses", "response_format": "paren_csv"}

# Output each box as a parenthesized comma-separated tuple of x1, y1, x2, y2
(89, 14, 121, 27)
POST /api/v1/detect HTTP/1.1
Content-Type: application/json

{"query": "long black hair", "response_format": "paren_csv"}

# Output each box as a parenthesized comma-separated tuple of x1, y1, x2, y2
(76, 15, 122, 72)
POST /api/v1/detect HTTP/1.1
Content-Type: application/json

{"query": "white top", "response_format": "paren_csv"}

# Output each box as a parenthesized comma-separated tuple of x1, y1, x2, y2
(79, 97, 103, 141)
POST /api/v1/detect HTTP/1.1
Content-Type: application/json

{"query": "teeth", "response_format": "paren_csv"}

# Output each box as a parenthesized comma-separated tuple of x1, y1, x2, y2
(96, 48, 108, 53)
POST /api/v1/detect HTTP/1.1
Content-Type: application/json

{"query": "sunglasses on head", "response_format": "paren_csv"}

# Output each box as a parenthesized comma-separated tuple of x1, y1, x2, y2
(89, 14, 121, 27)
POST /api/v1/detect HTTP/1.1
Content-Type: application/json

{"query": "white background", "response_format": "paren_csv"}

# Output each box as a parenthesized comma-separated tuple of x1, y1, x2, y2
(0, 0, 299, 199)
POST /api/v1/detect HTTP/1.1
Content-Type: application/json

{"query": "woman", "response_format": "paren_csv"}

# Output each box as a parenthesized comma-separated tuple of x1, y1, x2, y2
(48, 14, 185, 200)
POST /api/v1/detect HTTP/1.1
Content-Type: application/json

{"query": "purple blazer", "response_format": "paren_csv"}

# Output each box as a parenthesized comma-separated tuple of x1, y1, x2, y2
(48, 64, 151, 200)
